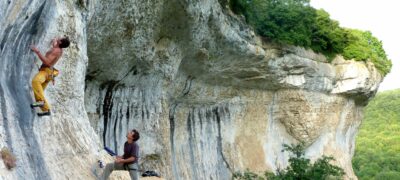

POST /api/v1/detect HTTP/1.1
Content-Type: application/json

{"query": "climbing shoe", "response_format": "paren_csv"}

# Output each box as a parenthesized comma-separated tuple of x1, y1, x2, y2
(30, 101, 44, 108)
(37, 111, 51, 117)
(98, 160, 104, 168)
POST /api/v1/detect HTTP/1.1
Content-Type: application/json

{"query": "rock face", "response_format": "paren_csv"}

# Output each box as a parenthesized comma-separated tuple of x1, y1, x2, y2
(0, 1, 98, 179)
(0, 0, 383, 180)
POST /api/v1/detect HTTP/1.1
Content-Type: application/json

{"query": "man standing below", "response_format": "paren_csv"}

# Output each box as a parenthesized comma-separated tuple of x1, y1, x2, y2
(30, 37, 70, 116)
(102, 129, 140, 180)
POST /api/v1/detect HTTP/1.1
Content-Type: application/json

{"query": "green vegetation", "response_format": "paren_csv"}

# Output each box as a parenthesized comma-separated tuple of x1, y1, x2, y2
(353, 89, 400, 179)
(229, 0, 392, 75)
(233, 143, 344, 180)
(342, 30, 392, 74)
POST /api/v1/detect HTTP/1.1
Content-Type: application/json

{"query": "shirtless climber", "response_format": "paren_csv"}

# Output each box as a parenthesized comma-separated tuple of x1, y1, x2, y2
(30, 37, 70, 116)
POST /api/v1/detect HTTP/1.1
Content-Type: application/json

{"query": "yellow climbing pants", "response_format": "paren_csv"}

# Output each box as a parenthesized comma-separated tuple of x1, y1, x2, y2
(32, 67, 58, 112)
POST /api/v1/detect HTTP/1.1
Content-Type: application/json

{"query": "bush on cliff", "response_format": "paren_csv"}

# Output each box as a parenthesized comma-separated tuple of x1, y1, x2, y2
(233, 143, 345, 180)
(342, 30, 392, 75)
(229, 0, 391, 75)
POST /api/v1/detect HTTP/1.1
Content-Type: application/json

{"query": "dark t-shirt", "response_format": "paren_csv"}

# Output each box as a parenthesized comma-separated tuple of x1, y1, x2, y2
(123, 141, 139, 164)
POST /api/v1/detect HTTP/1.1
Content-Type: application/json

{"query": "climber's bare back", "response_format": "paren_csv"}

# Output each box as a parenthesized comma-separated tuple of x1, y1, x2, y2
(31, 38, 63, 67)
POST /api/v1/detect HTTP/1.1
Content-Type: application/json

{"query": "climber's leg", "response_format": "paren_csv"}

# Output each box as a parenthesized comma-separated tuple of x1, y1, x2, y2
(32, 70, 51, 116)
(39, 80, 50, 112)
(32, 71, 47, 107)
(127, 163, 139, 180)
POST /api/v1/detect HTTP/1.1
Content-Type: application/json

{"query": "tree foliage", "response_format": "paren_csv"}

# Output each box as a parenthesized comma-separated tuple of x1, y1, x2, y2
(311, 9, 349, 58)
(353, 89, 400, 179)
(342, 30, 392, 74)
(230, 0, 315, 47)
(233, 143, 345, 180)
(229, 0, 392, 75)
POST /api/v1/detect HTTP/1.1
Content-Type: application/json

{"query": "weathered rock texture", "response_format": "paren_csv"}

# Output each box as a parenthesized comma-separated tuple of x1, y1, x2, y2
(1, 0, 99, 180)
(1, 0, 383, 180)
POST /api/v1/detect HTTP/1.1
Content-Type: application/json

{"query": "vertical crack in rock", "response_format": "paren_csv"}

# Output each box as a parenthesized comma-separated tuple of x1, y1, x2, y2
(113, 104, 122, 152)
(214, 106, 233, 175)
(119, 104, 125, 147)
(187, 107, 199, 179)
(0, 25, 13, 52)
(126, 100, 132, 129)
(126, 104, 130, 120)
(182, 76, 194, 96)
(198, 107, 204, 130)
(102, 81, 117, 146)
(169, 103, 179, 179)
(26, 1, 46, 37)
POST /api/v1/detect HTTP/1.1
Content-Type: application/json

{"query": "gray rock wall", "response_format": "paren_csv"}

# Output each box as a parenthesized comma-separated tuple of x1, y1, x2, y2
(1, 1, 98, 179)
(1, 0, 383, 179)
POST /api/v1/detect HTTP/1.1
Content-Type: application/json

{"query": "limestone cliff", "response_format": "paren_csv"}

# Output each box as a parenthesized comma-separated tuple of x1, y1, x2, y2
(0, 0, 382, 180)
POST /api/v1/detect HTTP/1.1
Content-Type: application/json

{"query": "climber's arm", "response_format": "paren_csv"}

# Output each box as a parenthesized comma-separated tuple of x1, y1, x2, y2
(115, 156, 136, 164)
(30, 45, 58, 66)
(51, 38, 60, 48)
